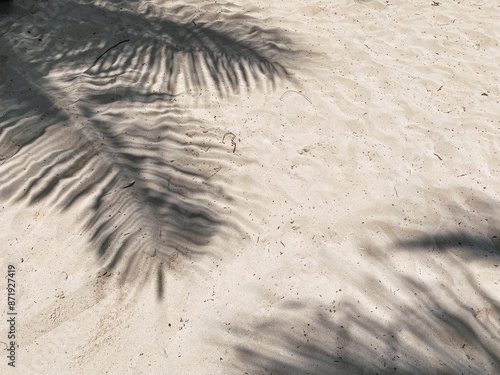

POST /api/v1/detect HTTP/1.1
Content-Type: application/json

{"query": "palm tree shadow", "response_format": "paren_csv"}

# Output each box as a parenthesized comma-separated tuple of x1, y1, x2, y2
(227, 294, 500, 374)
(396, 231, 500, 258)
(0, 0, 305, 297)
(0, 0, 13, 15)
(394, 198, 500, 261)
(31, 0, 300, 96)
(218, 197, 500, 373)
(222, 248, 500, 374)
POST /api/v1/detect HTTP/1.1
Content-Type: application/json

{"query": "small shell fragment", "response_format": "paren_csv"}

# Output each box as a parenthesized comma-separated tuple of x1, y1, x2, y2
(144, 248, 157, 258)
(96, 267, 109, 277)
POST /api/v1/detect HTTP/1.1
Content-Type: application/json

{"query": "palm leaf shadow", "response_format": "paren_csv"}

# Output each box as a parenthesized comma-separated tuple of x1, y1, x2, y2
(224, 251, 500, 374)
(0, 0, 303, 296)
(229, 294, 500, 374)
(34, 1, 299, 96)
(220, 197, 500, 373)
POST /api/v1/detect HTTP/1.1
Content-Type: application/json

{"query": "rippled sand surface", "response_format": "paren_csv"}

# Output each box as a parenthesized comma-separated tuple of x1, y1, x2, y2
(1, 0, 499, 373)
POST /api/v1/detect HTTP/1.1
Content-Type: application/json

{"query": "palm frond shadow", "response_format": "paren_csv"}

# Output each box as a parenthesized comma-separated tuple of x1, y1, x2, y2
(396, 230, 500, 258)
(394, 197, 500, 261)
(229, 294, 499, 374)
(224, 249, 500, 374)
(0, 1, 302, 296)
(0, 0, 13, 15)
(32, 1, 300, 96)
(0, 80, 236, 293)
(223, 197, 500, 374)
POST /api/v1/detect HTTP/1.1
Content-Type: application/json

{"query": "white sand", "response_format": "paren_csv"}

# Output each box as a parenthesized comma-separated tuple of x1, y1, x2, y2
(1, 0, 499, 374)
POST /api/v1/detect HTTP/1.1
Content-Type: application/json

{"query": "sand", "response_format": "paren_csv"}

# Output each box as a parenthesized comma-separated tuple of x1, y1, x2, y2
(1, 0, 499, 374)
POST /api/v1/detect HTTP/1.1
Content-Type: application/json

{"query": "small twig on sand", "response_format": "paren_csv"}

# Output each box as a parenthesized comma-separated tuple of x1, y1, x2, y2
(121, 181, 135, 189)
(280, 90, 312, 105)
(222, 132, 237, 153)
(206, 167, 222, 180)
(92, 39, 130, 67)
(433, 153, 443, 161)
